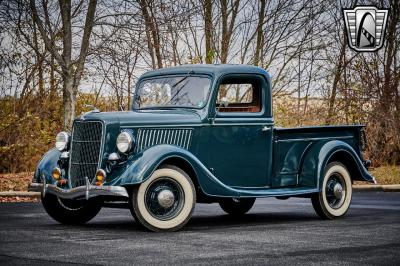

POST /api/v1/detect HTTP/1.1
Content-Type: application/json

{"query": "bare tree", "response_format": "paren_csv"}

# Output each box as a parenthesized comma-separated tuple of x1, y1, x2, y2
(29, 0, 98, 129)
(138, 0, 163, 69)
(219, 0, 240, 63)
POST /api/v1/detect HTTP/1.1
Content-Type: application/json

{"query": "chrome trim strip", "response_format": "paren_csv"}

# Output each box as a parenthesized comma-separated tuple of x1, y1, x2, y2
(166, 129, 171, 143)
(28, 182, 129, 199)
(172, 130, 177, 145)
(276, 136, 354, 143)
(120, 122, 274, 128)
(41, 174, 46, 197)
(186, 130, 192, 149)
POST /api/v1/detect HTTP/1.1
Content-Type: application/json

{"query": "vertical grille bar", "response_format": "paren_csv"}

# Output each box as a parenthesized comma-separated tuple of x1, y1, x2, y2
(69, 121, 103, 187)
(134, 128, 193, 153)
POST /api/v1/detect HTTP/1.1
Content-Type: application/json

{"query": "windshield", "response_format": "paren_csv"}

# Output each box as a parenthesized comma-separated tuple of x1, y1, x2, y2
(134, 75, 211, 109)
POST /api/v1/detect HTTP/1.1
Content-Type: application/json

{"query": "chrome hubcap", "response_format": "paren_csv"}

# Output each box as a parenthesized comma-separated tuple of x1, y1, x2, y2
(157, 189, 175, 208)
(145, 177, 184, 221)
(325, 173, 346, 209)
(333, 183, 343, 199)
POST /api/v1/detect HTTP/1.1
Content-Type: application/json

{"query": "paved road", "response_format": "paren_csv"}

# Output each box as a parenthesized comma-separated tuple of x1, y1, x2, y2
(0, 191, 399, 265)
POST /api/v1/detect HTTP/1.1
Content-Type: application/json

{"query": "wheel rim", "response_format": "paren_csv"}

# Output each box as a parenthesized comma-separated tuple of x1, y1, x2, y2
(325, 172, 346, 209)
(144, 177, 185, 221)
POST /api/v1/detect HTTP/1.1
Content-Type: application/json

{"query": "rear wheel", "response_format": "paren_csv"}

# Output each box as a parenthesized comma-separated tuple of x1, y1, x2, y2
(42, 194, 102, 225)
(219, 198, 255, 215)
(311, 162, 352, 219)
(129, 165, 196, 232)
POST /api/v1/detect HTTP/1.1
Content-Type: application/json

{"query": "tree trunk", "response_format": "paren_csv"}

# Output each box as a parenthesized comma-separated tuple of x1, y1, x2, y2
(253, 0, 266, 66)
(59, 0, 73, 129)
(49, 55, 56, 98)
(325, 38, 346, 125)
(381, 0, 398, 113)
(219, 0, 240, 63)
(204, 0, 213, 64)
(220, 0, 228, 63)
(139, 0, 162, 68)
(32, 20, 44, 98)
(63, 73, 76, 130)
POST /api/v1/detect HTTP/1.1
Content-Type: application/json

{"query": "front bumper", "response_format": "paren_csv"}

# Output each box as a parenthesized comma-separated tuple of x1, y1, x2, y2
(28, 179, 129, 200)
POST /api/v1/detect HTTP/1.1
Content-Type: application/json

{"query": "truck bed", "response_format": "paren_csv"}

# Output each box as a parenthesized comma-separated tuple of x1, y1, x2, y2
(272, 125, 364, 187)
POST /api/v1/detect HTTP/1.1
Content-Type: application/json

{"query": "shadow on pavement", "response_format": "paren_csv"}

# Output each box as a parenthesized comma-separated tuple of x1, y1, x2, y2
(48, 211, 321, 233)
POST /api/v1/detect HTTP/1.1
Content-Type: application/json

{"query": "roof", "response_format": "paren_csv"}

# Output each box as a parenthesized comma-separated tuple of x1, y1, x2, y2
(139, 64, 271, 80)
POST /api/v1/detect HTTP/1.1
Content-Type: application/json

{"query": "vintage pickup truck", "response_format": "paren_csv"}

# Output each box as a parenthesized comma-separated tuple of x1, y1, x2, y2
(29, 64, 375, 231)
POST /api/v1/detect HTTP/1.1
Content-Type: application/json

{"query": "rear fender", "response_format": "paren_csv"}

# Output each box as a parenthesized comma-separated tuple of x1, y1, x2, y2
(299, 140, 375, 190)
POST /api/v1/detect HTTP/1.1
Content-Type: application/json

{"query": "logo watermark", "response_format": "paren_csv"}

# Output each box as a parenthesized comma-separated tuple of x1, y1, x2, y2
(343, 6, 389, 52)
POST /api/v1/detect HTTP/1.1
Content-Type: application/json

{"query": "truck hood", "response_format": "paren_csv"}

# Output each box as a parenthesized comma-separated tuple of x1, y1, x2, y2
(80, 109, 202, 127)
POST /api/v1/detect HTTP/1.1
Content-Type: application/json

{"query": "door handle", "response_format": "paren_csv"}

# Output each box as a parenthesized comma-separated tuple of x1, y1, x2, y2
(262, 126, 271, 132)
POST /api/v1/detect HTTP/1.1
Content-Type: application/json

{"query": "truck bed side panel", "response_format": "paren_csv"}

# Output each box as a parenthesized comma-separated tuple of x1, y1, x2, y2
(272, 125, 363, 188)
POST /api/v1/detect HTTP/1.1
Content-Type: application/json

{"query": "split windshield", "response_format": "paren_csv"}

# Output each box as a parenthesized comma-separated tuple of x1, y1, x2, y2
(134, 75, 211, 109)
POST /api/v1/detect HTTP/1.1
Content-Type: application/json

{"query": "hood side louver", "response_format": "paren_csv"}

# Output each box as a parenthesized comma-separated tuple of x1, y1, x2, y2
(135, 128, 193, 152)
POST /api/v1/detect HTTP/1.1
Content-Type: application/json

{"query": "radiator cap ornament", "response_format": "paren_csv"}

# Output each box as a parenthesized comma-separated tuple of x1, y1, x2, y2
(80, 104, 100, 120)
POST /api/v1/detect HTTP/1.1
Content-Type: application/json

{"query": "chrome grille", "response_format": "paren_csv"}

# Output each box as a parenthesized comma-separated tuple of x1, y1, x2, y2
(69, 121, 103, 187)
(135, 128, 193, 152)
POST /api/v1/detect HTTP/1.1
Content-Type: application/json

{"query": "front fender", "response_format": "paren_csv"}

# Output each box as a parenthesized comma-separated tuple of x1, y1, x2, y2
(33, 148, 60, 184)
(299, 140, 375, 190)
(107, 144, 240, 197)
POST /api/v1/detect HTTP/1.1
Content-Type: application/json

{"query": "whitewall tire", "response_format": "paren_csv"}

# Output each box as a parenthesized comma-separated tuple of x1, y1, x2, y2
(130, 165, 196, 231)
(311, 162, 352, 219)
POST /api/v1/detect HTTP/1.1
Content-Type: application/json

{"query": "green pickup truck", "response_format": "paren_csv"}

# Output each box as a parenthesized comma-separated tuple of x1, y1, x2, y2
(29, 64, 375, 231)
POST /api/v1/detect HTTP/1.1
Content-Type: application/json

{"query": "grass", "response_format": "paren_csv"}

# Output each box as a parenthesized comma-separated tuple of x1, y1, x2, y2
(0, 172, 33, 192)
(0, 172, 37, 202)
(370, 165, 400, 185)
(0, 166, 399, 193)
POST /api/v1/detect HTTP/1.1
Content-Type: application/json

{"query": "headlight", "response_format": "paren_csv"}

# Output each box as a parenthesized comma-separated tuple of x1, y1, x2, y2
(116, 131, 134, 153)
(55, 131, 70, 151)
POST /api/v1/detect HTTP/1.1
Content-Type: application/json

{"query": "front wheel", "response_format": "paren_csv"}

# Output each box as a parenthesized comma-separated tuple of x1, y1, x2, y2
(129, 165, 196, 232)
(42, 194, 102, 225)
(311, 162, 352, 219)
(219, 198, 255, 215)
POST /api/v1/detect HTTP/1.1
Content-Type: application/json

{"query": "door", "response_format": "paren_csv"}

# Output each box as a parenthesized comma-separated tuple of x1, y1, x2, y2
(207, 74, 273, 188)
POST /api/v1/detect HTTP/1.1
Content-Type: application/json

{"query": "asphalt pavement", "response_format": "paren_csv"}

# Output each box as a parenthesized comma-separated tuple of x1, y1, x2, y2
(0, 191, 399, 265)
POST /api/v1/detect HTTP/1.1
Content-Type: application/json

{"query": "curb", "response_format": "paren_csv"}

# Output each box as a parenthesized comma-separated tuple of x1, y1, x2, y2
(0, 185, 399, 197)
(0, 191, 41, 198)
(353, 184, 400, 192)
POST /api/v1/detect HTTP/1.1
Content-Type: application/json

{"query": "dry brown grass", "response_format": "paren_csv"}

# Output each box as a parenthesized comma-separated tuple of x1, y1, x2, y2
(0, 172, 33, 192)
(0, 197, 39, 203)
(0, 172, 36, 202)
(370, 165, 400, 185)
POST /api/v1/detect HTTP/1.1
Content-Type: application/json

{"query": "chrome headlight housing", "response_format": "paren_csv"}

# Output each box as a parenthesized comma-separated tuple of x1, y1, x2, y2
(55, 132, 70, 151)
(116, 131, 134, 153)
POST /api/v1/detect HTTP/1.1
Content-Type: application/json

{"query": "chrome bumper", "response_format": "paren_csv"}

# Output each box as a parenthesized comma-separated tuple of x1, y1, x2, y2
(28, 180, 129, 200)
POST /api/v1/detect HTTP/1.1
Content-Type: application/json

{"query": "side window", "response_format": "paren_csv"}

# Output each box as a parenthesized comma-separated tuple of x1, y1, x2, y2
(216, 79, 261, 113)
